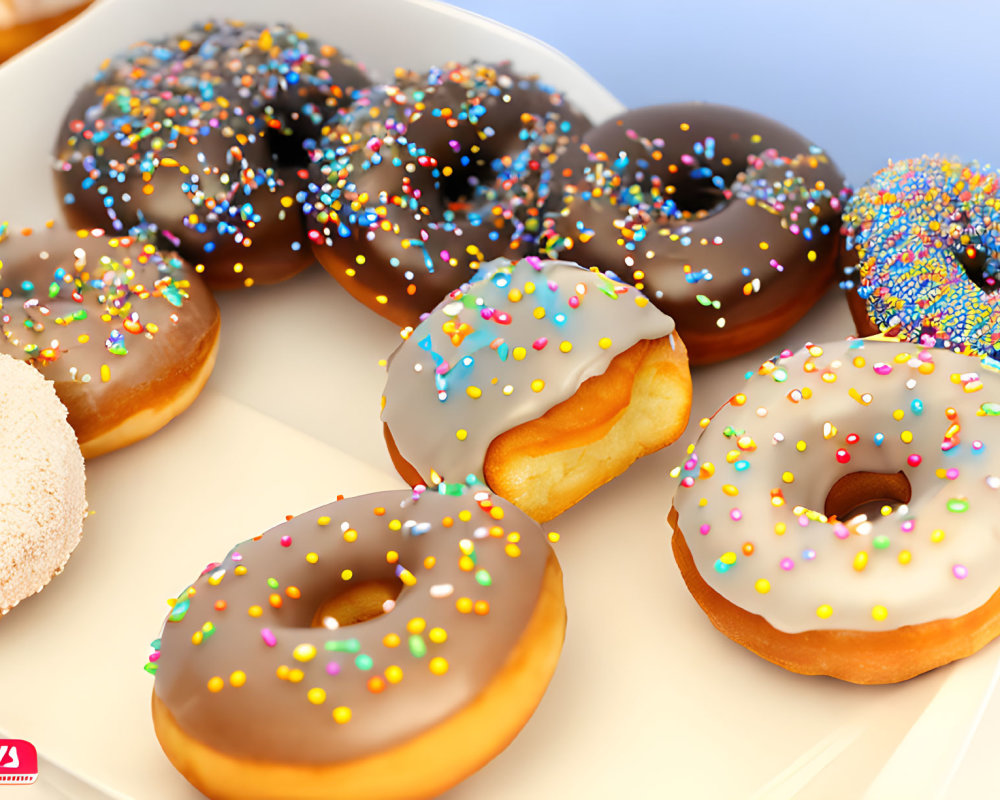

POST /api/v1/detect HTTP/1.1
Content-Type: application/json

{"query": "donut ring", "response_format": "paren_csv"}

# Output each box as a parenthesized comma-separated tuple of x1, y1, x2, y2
(148, 488, 565, 800)
(670, 337, 1000, 684)
(842, 155, 1000, 358)
(382, 256, 691, 522)
(0, 221, 220, 457)
(54, 20, 370, 289)
(305, 62, 590, 327)
(540, 103, 849, 364)
(0, 353, 86, 613)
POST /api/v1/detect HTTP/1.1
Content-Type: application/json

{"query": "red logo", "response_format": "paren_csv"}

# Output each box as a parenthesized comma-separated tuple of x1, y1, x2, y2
(0, 740, 37, 784)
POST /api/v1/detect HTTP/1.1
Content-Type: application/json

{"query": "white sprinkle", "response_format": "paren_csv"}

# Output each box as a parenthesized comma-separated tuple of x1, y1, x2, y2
(430, 583, 454, 598)
(322, 616, 339, 630)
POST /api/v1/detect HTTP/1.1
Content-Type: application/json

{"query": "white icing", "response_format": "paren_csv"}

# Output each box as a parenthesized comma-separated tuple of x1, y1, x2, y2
(673, 339, 1000, 633)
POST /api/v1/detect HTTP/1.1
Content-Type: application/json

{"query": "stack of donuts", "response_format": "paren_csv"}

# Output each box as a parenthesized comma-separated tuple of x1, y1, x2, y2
(2, 9, 999, 800)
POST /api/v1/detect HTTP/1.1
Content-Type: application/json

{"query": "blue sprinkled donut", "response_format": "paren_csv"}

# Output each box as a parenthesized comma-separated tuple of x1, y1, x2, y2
(842, 155, 1000, 359)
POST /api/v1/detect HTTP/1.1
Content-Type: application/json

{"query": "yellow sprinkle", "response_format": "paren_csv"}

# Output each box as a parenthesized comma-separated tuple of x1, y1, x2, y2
(774, 522, 786, 535)
(507, 288, 523, 303)
(816, 604, 833, 619)
(853, 551, 868, 571)
(407, 617, 426, 634)
(456, 429, 468, 441)
(288, 669, 304, 683)
(531, 379, 545, 392)
(795, 440, 807, 452)
(892, 409, 905, 421)
(466, 386, 482, 399)
(512, 346, 527, 360)
(900, 430, 913, 444)
(429, 657, 449, 675)
(385, 665, 403, 684)
(207, 676, 224, 693)
(293, 644, 317, 662)
(871, 605, 888, 622)
(307, 688, 326, 705)
(343, 529, 357, 543)
(720, 551, 737, 565)
(559, 341, 573, 353)
(533, 307, 545, 319)
(782, 471, 794, 483)
(230, 671, 246, 688)
(758, 241, 769, 250)
(898, 550, 912, 565)
(722, 484, 738, 496)
(100, 364, 110, 382)
(931, 529, 945, 543)
(383, 633, 400, 648)
(598, 337, 612, 349)
(317, 516, 331, 527)
(248, 605, 263, 617)
(332, 706, 352, 724)
(807, 250, 817, 262)
(375, 295, 388, 305)
(456, 597, 473, 613)
(754, 579, 771, 594)
(429, 627, 447, 644)
(341, 569, 353, 581)
(547, 532, 560, 543)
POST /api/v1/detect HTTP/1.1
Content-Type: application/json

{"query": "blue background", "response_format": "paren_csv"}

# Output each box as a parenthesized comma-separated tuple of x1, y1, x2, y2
(446, 0, 1000, 188)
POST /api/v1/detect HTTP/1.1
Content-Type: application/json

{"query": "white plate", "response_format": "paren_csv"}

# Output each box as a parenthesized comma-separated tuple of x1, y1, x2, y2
(0, 1, 988, 798)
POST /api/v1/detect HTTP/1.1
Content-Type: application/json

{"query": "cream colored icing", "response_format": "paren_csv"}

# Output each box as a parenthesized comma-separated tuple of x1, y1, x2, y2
(381, 256, 677, 488)
(672, 338, 1000, 633)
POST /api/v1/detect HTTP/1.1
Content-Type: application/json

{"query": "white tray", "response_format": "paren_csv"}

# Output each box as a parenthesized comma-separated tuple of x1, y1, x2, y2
(0, 1, 993, 798)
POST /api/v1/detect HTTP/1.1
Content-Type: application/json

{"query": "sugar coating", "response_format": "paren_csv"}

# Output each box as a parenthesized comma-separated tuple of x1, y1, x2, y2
(0, 354, 86, 612)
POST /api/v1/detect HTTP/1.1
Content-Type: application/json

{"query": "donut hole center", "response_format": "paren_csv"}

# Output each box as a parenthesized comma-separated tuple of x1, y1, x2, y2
(956, 243, 1000, 295)
(310, 579, 402, 629)
(824, 470, 912, 531)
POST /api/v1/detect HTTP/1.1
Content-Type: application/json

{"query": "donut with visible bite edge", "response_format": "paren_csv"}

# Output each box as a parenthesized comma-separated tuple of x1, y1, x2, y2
(148, 487, 565, 800)
(0, 221, 219, 457)
(541, 103, 849, 365)
(671, 337, 1000, 684)
(382, 256, 691, 522)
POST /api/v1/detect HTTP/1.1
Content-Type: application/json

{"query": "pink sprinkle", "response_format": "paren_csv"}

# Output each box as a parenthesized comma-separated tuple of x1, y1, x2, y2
(730, 509, 742, 521)
(681, 477, 695, 488)
(435, 362, 450, 375)
(525, 256, 543, 270)
(231, 552, 243, 562)
(440, 250, 450, 262)
(780, 558, 794, 571)
(699, 524, 711, 535)
(261, 629, 277, 647)
(148, 652, 160, 662)
(953, 564, 968, 580)
(798, 515, 809, 527)
(481, 308, 494, 320)
(326, 661, 341, 676)
(680, 153, 696, 165)
(873, 363, 892, 375)
(532, 338, 548, 350)
(973, 441, 984, 451)
(901, 520, 915, 533)
(833, 523, 850, 539)
(546, 279, 558, 290)
(907, 454, 922, 467)
(683, 458, 697, 470)
(280, 536, 292, 547)
(946, 468, 960, 480)
(569, 296, 580, 308)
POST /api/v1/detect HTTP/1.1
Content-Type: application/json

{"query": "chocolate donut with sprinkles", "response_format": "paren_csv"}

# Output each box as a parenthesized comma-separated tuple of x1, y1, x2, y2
(0, 221, 220, 458)
(148, 487, 565, 800)
(670, 337, 1000, 684)
(842, 155, 1000, 357)
(382, 256, 692, 522)
(540, 103, 850, 365)
(304, 62, 590, 327)
(54, 19, 370, 289)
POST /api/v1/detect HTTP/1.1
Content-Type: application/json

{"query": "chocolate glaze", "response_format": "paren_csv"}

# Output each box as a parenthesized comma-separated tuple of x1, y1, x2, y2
(150, 488, 560, 763)
(541, 104, 850, 364)
(54, 20, 370, 289)
(0, 221, 219, 446)
(305, 63, 591, 327)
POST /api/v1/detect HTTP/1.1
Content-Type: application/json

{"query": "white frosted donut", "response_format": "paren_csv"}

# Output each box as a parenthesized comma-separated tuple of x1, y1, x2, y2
(0, 353, 86, 612)
(670, 337, 1000, 683)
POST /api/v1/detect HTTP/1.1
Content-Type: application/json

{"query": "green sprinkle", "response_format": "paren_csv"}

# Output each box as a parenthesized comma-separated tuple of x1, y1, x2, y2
(873, 535, 891, 550)
(325, 638, 361, 653)
(143, 663, 158, 675)
(475, 569, 492, 587)
(354, 654, 373, 671)
(267, 577, 279, 589)
(408, 634, 427, 658)
(947, 498, 969, 513)
(168, 598, 190, 622)
(981, 402, 1000, 416)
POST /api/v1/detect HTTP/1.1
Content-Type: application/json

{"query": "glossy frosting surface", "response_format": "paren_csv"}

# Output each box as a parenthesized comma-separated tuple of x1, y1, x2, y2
(382, 256, 677, 488)
(673, 338, 1000, 633)
(150, 488, 555, 763)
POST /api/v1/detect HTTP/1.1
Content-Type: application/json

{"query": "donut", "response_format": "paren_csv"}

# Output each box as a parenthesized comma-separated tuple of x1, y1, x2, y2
(539, 103, 850, 365)
(0, 352, 86, 613)
(0, 221, 220, 457)
(148, 487, 565, 800)
(670, 337, 1000, 684)
(382, 255, 692, 522)
(54, 19, 370, 289)
(304, 62, 591, 327)
(0, 0, 90, 63)
(842, 155, 1000, 357)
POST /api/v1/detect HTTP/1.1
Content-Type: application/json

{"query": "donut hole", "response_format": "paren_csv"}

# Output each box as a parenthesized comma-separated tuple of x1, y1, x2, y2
(956, 243, 1000, 295)
(823, 470, 912, 531)
(310, 579, 402, 630)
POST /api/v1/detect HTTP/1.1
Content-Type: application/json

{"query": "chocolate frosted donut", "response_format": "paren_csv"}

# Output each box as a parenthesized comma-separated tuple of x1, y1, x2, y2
(0, 221, 220, 457)
(149, 488, 565, 800)
(305, 62, 590, 326)
(541, 103, 850, 364)
(54, 20, 370, 289)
